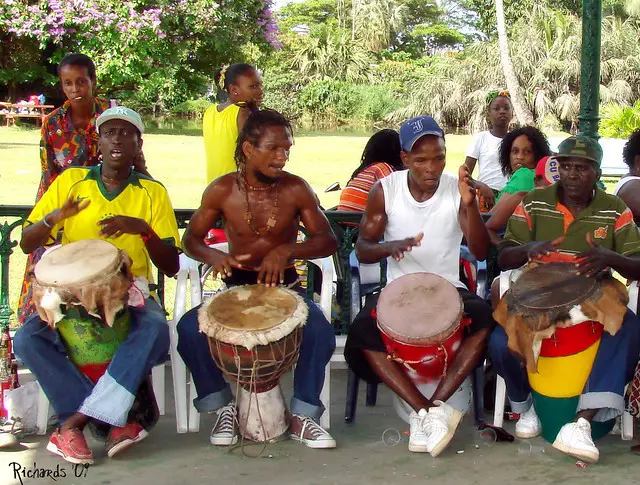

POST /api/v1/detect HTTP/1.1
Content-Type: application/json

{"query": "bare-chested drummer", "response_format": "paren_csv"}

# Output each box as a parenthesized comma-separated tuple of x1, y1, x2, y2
(344, 116, 495, 456)
(177, 109, 338, 449)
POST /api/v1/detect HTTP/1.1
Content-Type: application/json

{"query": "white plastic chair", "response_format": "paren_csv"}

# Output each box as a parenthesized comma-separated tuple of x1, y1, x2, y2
(493, 272, 634, 440)
(173, 242, 336, 433)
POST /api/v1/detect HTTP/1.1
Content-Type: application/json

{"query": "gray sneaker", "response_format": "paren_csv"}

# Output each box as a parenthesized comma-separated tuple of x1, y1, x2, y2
(210, 402, 238, 446)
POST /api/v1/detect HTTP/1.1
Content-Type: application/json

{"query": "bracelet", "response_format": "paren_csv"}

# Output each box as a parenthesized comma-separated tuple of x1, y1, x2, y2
(140, 230, 154, 243)
(42, 216, 52, 229)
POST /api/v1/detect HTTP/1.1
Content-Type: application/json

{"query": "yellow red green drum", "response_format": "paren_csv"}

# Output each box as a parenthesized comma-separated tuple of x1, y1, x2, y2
(56, 307, 131, 383)
(528, 321, 615, 442)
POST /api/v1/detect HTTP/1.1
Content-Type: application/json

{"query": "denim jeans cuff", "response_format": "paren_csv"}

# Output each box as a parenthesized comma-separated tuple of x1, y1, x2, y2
(290, 397, 324, 421)
(508, 395, 532, 414)
(194, 385, 233, 413)
(578, 391, 624, 422)
(78, 372, 135, 427)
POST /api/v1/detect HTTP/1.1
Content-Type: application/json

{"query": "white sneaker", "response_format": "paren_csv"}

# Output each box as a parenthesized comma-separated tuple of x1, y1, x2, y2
(210, 402, 238, 446)
(425, 400, 464, 457)
(515, 405, 541, 439)
(552, 417, 599, 463)
(289, 414, 336, 449)
(408, 409, 430, 453)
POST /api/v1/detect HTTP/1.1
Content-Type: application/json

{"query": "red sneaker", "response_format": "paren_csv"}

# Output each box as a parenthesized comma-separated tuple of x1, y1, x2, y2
(46, 428, 94, 465)
(106, 422, 149, 458)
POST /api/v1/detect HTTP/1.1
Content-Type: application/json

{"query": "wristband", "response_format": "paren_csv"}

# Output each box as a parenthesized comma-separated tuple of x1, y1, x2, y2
(141, 230, 154, 243)
(42, 216, 52, 229)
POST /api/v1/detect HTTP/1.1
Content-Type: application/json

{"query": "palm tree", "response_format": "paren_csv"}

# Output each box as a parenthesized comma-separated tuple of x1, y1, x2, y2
(354, 0, 408, 51)
(291, 30, 373, 83)
(495, 0, 535, 125)
(389, 6, 640, 130)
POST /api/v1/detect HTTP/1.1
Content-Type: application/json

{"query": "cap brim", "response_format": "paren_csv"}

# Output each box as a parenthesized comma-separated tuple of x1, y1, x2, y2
(403, 131, 443, 152)
(96, 115, 144, 134)
(554, 154, 598, 164)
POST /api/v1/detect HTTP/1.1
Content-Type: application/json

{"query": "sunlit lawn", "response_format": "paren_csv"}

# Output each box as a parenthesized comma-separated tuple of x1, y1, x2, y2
(0, 126, 473, 326)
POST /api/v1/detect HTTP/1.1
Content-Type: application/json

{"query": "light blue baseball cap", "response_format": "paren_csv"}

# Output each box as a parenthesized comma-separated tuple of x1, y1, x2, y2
(96, 106, 144, 134)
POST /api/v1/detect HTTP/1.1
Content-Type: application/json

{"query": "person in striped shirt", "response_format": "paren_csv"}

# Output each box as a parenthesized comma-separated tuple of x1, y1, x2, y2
(489, 135, 640, 463)
(338, 129, 404, 212)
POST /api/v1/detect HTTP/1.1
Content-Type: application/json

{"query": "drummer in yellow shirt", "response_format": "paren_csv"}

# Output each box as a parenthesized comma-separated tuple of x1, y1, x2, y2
(14, 107, 180, 465)
(203, 63, 263, 183)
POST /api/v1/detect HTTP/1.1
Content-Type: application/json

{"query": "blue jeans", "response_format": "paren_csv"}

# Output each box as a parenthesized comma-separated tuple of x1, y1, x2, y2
(177, 294, 336, 420)
(488, 309, 640, 421)
(13, 298, 169, 427)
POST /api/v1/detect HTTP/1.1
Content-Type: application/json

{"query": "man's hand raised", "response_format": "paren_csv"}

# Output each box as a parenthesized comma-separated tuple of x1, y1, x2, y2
(385, 232, 424, 262)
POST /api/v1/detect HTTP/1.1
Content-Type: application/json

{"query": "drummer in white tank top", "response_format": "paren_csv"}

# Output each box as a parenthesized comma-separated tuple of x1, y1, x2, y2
(381, 170, 464, 287)
(613, 131, 640, 220)
(352, 115, 494, 457)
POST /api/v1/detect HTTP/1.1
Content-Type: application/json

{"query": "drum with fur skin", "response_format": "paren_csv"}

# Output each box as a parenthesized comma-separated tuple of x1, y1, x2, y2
(494, 261, 628, 442)
(199, 284, 307, 442)
(32, 239, 133, 382)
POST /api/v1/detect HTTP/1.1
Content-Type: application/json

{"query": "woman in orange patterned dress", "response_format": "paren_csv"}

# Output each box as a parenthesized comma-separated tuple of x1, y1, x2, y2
(17, 53, 147, 324)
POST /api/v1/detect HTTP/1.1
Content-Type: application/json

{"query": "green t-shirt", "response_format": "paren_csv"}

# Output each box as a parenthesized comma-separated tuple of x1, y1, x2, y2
(501, 184, 640, 257)
(495, 167, 535, 203)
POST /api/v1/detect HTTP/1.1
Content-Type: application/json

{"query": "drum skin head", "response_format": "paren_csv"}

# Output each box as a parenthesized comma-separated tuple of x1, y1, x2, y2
(377, 273, 462, 344)
(35, 239, 120, 286)
(510, 262, 597, 311)
(205, 285, 299, 332)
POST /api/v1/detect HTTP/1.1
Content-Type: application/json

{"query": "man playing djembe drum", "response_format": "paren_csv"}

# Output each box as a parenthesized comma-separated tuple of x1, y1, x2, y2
(344, 116, 496, 456)
(176, 109, 338, 449)
(14, 107, 180, 464)
(489, 135, 640, 463)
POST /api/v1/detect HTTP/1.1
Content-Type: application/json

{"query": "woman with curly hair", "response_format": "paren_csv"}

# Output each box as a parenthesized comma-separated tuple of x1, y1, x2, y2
(495, 126, 552, 202)
(485, 126, 551, 246)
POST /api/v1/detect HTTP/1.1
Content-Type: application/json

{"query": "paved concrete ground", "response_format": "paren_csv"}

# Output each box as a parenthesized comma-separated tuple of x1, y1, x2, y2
(2, 368, 639, 485)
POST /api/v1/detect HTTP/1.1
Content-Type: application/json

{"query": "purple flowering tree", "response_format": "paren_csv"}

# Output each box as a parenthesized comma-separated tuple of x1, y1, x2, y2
(0, 0, 280, 108)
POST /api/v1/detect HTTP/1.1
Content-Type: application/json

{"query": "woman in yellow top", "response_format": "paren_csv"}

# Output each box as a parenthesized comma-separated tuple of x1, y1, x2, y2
(203, 63, 263, 183)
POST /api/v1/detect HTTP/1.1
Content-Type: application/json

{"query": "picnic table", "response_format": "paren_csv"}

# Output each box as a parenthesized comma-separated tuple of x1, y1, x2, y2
(0, 102, 54, 127)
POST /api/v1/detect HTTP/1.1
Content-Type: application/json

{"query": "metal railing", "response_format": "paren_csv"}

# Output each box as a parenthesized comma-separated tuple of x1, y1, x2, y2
(0, 206, 363, 333)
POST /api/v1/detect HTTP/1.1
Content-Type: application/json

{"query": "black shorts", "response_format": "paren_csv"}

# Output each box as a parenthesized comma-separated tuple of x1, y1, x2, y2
(343, 288, 495, 384)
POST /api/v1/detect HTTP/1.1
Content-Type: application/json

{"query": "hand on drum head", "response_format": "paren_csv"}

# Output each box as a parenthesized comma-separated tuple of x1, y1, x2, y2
(575, 233, 614, 278)
(207, 250, 243, 278)
(526, 236, 565, 261)
(236, 246, 289, 286)
(53, 196, 91, 224)
(458, 165, 480, 207)
(386, 232, 423, 262)
(99, 216, 150, 239)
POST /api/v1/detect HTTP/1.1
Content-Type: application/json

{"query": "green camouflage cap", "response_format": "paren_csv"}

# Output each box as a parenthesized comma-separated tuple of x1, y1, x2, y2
(556, 135, 603, 166)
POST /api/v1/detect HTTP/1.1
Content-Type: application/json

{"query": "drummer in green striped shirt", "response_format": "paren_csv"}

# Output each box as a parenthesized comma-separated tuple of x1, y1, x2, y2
(489, 135, 640, 463)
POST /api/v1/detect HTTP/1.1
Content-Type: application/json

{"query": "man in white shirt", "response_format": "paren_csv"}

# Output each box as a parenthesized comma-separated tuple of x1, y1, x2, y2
(344, 116, 495, 457)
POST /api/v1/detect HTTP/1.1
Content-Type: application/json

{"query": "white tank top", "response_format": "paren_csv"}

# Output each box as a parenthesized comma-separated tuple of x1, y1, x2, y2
(613, 175, 640, 196)
(380, 171, 465, 288)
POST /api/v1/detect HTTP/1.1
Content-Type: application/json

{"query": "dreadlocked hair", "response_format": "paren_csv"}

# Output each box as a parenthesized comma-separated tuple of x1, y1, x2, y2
(623, 129, 640, 169)
(349, 129, 403, 180)
(498, 126, 551, 177)
(234, 109, 293, 169)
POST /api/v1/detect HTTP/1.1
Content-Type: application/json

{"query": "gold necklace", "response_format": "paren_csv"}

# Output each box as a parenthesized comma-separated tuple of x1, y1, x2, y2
(243, 176, 279, 236)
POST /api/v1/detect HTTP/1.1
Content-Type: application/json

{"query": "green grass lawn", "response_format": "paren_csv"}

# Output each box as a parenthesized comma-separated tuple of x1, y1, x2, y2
(0, 126, 473, 326)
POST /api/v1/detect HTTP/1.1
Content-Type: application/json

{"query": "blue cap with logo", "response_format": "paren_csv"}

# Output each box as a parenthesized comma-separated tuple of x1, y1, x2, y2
(399, 115, 445, 152)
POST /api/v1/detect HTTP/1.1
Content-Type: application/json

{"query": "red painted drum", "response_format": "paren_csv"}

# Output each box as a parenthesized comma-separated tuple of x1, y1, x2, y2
(377, 273, 466, 383)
